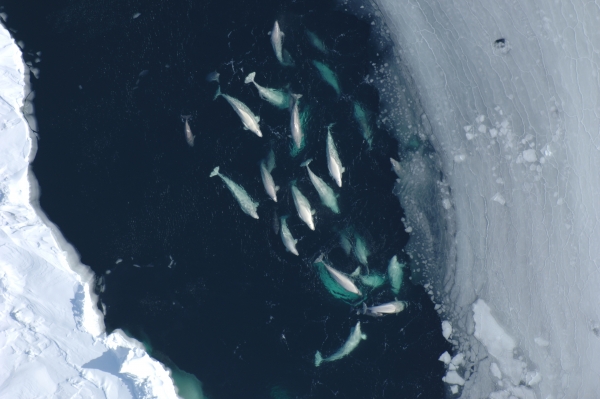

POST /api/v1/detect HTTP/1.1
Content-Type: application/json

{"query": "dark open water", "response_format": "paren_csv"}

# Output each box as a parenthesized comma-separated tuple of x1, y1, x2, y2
(3, 0, 451, 397)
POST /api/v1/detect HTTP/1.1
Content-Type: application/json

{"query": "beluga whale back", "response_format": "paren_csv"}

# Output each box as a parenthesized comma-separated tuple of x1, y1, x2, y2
(210, 167, 259, 219)
(214, 87, 262, 137)
(314, 321, 366, 366)
(181, 115, 195, 147)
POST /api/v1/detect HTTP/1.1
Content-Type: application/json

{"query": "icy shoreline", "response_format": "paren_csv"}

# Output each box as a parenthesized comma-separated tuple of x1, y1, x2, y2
(0, 24, 179, 399)
(363, 0, 600, 397)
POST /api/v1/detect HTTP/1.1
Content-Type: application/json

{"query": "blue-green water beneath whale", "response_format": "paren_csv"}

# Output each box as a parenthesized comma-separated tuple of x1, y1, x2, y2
(3, 0, 451, 397)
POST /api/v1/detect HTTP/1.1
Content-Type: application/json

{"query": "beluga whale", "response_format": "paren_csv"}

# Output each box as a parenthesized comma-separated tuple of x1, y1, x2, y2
(270, 21, 293, 66)
(353, 102, 373, 149)
(314, 321, 366, 367)
(244, 72, 290, 109)
(260, 149, 279, 202)
(279, 216, 299, 255)
(214, 87, 262, 137)
(181, 115, 195, 147)
(210, 167, 259, 219)
(291, 182, 315, 230)
(326, 124, 345, 187)
(359, 301, 407, 317)
(388, 255, 405, 295)
(300, 159, 339, 214)
(312, 60, 341, 96)
(315, 254, 362, 296)
(289, 93, 304, 153)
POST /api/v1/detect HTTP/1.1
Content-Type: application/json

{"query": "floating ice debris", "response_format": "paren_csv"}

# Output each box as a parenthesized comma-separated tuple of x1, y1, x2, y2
(441, 320, 452, 340)
(132, 12, 141, 19)
(209, 167, 259, 219)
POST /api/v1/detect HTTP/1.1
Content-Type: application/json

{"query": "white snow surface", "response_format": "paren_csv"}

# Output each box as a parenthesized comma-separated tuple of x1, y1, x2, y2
(0, 24, 180, 399)
(365, 0, 600, 397)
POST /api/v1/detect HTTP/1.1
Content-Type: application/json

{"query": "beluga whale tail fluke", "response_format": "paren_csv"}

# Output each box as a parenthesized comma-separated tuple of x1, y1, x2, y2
(209, 166, 259, 219)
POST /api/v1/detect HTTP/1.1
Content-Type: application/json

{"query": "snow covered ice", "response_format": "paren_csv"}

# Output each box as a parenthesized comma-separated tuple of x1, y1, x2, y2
(365, 0, 600, 397)
(0, 24, 179, 399)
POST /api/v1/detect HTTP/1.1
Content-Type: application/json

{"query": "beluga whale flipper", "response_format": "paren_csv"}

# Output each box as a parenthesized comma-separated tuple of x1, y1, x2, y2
(314, 321, 366, 367)
(291, 182, 315, 230)
(260, 149, 279, 202)
(359, 301, 407, 317)
(271, 21, 293, 66)
(214, 87, 262, 137)
(326, 124, 345, 187)
(301, 159, 339, 214)
(244, 72, 290, 109)
(181, 115, 195, 147)
(279, 216, 299, 255)
(312, 60, 341, 96)
(210, 167, 259, 219)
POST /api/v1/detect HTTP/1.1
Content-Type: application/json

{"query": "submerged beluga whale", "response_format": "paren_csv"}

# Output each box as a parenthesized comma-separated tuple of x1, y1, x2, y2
(315, 321, 366, 367)
(301, 159, 339, 214)
(260, 150, 279, 202)
(214, 87, 262, 137)
(181, 115, 195, 147)
(210, 167, 259, 219)
(291, 183, 315, 230)
(326, 125, 345, 187)
(244, 72, 290, 109)
(279, 216, 299, 256)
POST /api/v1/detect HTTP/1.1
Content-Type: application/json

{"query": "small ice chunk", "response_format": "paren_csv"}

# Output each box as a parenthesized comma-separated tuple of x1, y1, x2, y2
(522, 149, 537, 162)
(478, 124, 487, 133)
(526, 371, 542, 386)
(465, 132, 475, 140)
(490, 362, 502, 379)
(451, 353, 465, 366)
(438, 351, 451, 364)
(534, 337, 549, 347)
(492, 193, 505, 205)
(450, 385, 459, 394)
(476, 115, 485, 123)
(442, 371, 465, 386)
(442, 320, 452, 340)
(442, 198, 451, 209)
(133, 12, 141, 19)
(489, 128, 498, 138)
(405, 226, 413, 233)
(116, 258, 123, 264)
(454, 154, 466, 163)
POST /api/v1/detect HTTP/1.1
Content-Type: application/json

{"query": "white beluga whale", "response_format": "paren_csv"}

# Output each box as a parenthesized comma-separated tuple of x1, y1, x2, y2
(315, 254, 361, 296)
(326, 124, 344, 187)
(314, 321, 366, 367)
(279, 216, 299, 256)
(260, 150, 278, 202)
(210, 167, 259, 219)
(390, 157, 403, 178)
(300, 159, 339, 214)
(289, 93, 304, 151)
(388, 255, 405, 295)
(214, 87, 262, 137)
(181, 115, 195, 147)
(353, 102, 373, 148)
(291, 183, 315, 230)
(270, 21, 293, 66)
(312, 60, 341, 96)
(244, 72, 290, 109)
(359, 301, 407, 317)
